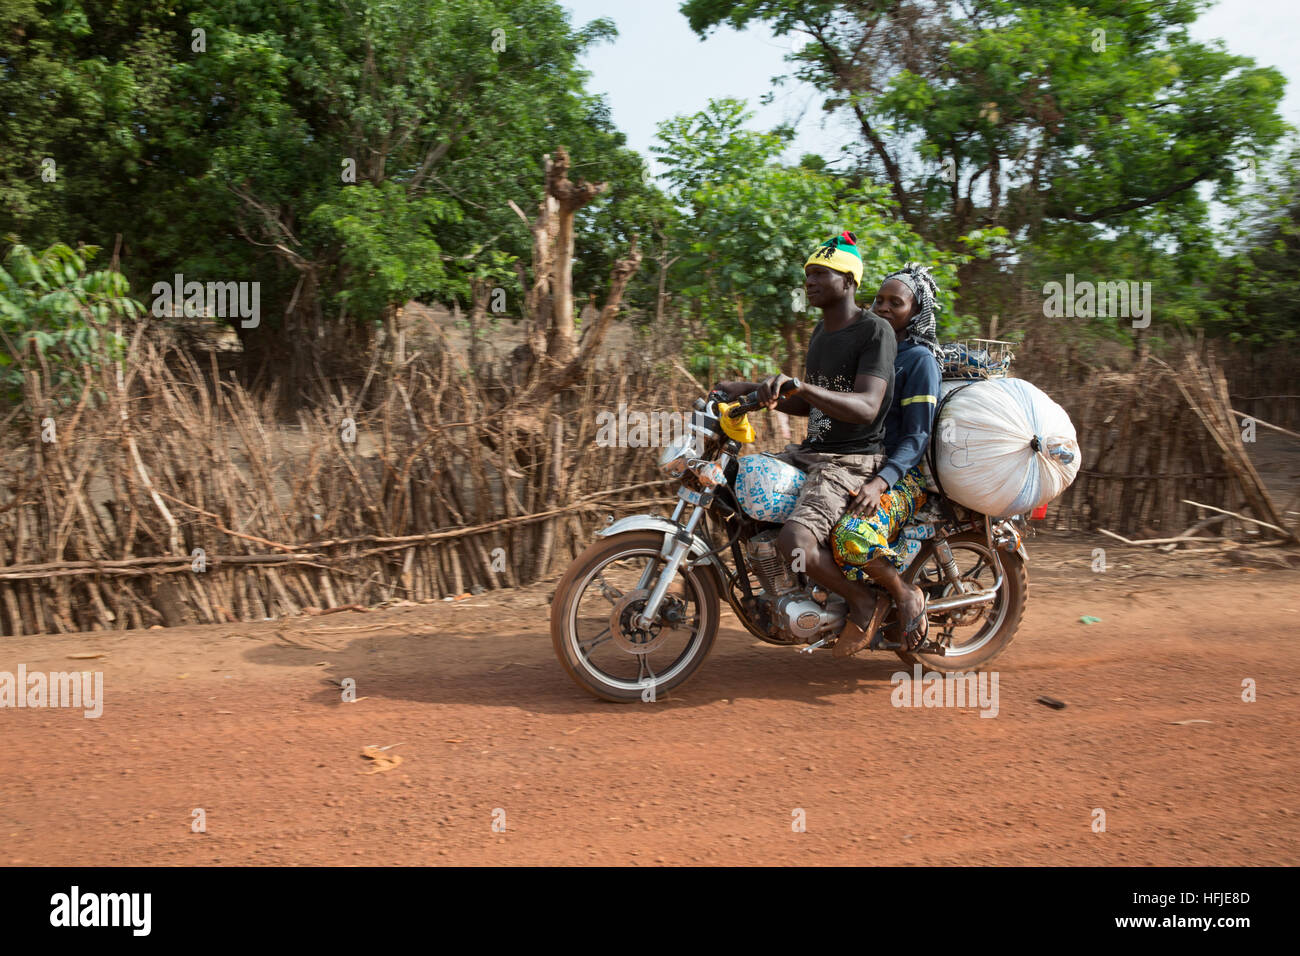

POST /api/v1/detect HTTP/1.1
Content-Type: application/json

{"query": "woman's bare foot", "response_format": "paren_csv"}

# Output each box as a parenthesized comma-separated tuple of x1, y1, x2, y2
(896, 582, 928, 645)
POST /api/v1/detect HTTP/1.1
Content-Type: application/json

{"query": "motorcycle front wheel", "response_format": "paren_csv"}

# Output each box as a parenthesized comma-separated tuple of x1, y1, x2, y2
(550, 531, 721, 702)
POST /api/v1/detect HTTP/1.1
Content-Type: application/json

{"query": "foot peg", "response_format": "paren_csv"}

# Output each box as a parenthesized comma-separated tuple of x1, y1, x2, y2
(799, 638, 831, 655)
(902, 638, 947, 656)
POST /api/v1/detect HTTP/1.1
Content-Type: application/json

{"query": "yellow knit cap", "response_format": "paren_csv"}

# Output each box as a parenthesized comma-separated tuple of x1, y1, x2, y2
(804, 230, 863, 286)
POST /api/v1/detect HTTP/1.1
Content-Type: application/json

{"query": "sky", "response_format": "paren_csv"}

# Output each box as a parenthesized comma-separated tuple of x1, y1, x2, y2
(560, 0, 1300, 177)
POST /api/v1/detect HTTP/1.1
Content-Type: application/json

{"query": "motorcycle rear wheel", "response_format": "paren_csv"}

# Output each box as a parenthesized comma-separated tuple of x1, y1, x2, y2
(551, 531, 721, 702)
(893, 529, 1027, 672)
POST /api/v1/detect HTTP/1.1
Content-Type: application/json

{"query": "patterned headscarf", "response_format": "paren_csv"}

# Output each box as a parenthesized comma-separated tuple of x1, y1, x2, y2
(881, 263, 943, 361)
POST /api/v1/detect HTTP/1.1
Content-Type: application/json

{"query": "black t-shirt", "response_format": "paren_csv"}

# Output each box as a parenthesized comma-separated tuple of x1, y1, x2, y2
(801, 308, 896, 455)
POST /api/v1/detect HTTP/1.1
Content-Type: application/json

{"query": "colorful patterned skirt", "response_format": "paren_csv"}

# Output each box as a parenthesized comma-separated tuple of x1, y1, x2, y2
(831, 467, 927, 579)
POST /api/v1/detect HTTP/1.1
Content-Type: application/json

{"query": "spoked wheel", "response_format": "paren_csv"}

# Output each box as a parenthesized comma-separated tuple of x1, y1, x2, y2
(889, 529, 1027, 672)
(550, 531, 720, 702)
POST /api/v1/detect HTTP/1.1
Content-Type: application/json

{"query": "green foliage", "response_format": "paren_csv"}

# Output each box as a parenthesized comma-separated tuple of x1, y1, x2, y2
(0, 0, 660, 345)
(680, 0, 1290, 348)
(685, 1, 1286, 236)
(652, 97, 794, 197)
(895, 0, 1286, 233)
(306, 182, 458, 322)
(0, 241, 140, 404)
(1211, 143, 1300, 348)
(656, 99, 974, 377)
(0, 0, 180, 236)
(2, 0, 1291, 372)
(685, 331, 780, 382)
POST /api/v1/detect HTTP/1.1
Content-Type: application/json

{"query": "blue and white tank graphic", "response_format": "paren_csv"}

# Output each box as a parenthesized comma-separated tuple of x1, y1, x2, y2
(734, 454, 807, 523)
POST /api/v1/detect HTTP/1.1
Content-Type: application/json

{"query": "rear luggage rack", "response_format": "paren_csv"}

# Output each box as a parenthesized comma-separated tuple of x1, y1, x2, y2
(940, 338, 1016, 380)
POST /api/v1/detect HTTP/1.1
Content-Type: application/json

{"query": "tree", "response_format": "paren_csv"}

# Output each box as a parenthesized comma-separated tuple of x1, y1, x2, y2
(0, 241, 141, 407)
(512, 148, 644, 404)
(682, 1, 1286, 246)
(654, 99, 973, 380)
(681, 0, 1289, 346)
(1212, 143, 1300, 349)
(0, 0, 660, 393)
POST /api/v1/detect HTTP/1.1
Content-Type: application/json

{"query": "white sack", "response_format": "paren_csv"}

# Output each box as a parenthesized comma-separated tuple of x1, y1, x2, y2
(930, 378, 1081, 518)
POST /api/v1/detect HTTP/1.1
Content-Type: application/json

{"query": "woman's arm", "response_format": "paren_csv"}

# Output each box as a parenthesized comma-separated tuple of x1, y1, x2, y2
(846, 354, 940, 517)
(875, 355, 941, 488)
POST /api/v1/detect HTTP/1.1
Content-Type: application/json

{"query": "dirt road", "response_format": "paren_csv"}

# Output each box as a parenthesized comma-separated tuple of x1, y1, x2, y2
(2, 533, 1297, 865)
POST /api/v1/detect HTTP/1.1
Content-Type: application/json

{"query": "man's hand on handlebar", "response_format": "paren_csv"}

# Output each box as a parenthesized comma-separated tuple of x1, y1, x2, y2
(713, 377, 801, 418)
(757, 374, 797, 410)
(710, 381, 755, 401)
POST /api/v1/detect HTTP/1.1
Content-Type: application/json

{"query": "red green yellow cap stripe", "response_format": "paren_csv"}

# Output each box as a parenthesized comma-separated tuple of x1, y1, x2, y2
(804, 231, 863, 285)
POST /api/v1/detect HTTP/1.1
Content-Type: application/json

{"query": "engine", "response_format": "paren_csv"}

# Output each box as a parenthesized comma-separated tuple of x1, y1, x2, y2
(742, 530, 847, 641)
(775, 594, 845, 641)
(742, 529, 797, 596)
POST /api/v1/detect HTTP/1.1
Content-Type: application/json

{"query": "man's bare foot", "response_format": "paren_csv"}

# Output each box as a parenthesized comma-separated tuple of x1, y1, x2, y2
(834, 599, 889, 658)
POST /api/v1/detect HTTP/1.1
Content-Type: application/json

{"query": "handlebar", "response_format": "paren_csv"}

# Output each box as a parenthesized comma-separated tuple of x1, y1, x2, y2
(728, 379, 800, 419)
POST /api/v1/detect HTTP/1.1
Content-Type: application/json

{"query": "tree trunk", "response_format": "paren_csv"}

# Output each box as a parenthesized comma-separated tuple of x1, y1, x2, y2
(539, 147, 607, 365)
(508, 147, 640, 408)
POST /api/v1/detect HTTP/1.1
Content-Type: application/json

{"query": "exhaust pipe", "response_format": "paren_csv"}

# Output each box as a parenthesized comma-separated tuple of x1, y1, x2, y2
(925, 567, 1004, 613)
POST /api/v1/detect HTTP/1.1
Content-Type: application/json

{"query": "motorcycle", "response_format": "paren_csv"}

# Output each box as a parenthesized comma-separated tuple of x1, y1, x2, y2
(550, 381, 1031, 702)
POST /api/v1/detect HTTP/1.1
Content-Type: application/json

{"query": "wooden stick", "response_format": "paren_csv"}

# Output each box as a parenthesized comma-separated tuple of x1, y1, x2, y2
(1160, 356, 1294, 540)
(1180, 499, 1294, 538)
(1098, 528, 1227, 547)
(151, 490, 301, 553)
(1230, 409, 1300, 442)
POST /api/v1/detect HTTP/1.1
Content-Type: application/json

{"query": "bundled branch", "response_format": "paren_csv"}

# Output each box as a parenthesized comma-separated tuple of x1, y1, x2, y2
(0, 325, 718, 635)
(0, 145, 697, 636)
(1070, 351, 1298, 549)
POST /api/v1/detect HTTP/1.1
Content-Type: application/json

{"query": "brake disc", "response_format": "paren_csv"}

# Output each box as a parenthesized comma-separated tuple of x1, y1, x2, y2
(609, 588, 681, 655)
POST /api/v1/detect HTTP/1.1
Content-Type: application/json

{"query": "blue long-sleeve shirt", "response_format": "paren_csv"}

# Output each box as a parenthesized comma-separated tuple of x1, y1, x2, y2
(876, 339, 941, 488)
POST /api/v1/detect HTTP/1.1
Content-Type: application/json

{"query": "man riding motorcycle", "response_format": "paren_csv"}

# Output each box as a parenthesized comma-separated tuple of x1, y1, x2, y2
(713, 231, 897, 658)
(553, 236, 1040, 701)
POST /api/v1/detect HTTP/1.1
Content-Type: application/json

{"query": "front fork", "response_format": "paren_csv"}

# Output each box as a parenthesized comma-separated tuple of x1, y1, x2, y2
(634, 500, 705, 629)
(633, 448, 730, 629)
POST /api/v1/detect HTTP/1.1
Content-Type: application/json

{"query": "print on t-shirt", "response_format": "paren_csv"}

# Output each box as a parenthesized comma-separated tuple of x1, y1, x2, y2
(806, 406, 832, 445)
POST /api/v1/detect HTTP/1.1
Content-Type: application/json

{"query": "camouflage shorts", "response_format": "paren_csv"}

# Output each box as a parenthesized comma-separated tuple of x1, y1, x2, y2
(769, 444, 885, 544)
